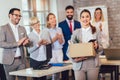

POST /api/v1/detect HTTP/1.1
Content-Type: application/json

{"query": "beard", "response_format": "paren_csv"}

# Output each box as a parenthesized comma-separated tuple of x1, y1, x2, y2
(66, 15, 73, 20)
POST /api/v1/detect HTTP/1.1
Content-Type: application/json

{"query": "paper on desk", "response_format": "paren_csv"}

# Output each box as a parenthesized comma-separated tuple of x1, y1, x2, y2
(26, 68, 33, 74)
(99, 55, 106, 58)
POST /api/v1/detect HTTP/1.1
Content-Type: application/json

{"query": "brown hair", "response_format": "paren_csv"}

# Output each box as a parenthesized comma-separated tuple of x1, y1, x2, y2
(80, 9, 96, 34)
(46, 13, 56, 28)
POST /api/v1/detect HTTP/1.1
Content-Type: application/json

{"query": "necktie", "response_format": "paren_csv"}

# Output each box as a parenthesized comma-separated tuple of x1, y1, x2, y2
(69, 20, 72, 33)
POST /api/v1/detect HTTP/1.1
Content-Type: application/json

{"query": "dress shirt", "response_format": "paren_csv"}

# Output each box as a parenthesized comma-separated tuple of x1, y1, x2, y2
(9, 22, 21, 57)
(49, 27, 64, 50)
(82, 26, 96, 43)
(66, 18, 74, 31)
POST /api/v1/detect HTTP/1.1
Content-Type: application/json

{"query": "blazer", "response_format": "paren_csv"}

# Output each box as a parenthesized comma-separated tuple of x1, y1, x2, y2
(68, 29, 103, 70)
(0, 23, 27, 65)
(59, 20, 81, 60)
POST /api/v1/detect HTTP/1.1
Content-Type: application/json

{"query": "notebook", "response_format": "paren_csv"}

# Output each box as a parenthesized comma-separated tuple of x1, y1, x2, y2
(104, 48, 120, 60)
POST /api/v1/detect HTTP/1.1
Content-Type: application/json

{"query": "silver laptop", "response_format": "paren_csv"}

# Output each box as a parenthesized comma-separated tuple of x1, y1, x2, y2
(104, 48, 120, 60)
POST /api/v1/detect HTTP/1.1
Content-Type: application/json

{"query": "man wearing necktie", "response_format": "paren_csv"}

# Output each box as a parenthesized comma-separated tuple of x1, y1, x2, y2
(69, 20, 73, 33)
(59, 5, 81, 80)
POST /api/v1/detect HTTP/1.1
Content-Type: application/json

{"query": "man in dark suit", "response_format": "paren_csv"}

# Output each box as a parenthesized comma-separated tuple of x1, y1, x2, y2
(0, 8, 29, 80)
(59, 5, 81, 80)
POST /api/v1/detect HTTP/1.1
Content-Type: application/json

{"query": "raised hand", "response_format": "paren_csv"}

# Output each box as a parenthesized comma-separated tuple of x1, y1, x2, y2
(93, 41, 98, 49)
(23, 38, 30, 46)
(57, 33, 63, 44)
(17, 37, 26, 46)
(99, 23, 102, 31)
(38, 39, 49, 46)
(57, 33, 62, 40)
(41, 39, 49, 45)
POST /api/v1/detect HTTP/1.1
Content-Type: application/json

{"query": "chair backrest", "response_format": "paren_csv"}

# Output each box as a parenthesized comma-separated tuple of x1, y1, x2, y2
(46, 43, 52, 61)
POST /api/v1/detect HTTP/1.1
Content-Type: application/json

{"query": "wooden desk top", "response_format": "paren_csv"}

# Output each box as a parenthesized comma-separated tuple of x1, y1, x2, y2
(9, 56, 120, 77)
(9, 63, 72, 77)
(100, 56, 120, 65)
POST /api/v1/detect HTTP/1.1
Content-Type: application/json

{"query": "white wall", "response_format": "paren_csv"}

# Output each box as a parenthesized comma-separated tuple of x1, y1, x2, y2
(0, 0, 73, 26)
(57, 0, 73, 22)
(0, 0, 22, 26)
(49, 0, 58, 23)
(49, 0, 73, 26)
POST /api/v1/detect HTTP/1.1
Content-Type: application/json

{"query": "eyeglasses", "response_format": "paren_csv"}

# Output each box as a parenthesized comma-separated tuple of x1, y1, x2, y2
(32, 21, 40, 25)
(12, 14, 22, 17)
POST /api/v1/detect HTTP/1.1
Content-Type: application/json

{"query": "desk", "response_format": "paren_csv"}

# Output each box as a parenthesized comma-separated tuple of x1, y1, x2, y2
(9, 57, 120, 80)
(9, 63, 72, 77)
(100, 56, 120, 80)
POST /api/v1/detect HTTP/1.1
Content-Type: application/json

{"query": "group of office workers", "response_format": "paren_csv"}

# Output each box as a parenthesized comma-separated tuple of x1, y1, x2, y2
(0, 5, 104, 80)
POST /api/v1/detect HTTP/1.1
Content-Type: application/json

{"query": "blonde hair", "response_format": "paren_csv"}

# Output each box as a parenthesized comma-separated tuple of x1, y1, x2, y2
(29, 17, 40, 26)
(93, 7, 104, 23)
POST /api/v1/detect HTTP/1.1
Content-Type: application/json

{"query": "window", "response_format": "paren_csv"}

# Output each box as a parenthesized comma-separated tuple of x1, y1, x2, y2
(22, 0, 50, 34)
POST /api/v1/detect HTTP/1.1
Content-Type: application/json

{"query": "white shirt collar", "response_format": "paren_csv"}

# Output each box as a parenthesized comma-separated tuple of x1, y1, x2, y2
(49, 27, 57, 30)
(66, 18, 73, 23)
(82, 26, 91, 32)
(9, 21, 19, 28)
(32, 29, 40, 35)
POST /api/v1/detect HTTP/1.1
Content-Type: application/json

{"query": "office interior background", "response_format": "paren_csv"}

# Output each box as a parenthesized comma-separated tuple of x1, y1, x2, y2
(1, 0, 120, 48)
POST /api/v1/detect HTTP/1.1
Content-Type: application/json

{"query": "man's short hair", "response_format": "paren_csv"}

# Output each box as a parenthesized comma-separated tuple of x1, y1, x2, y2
(65, 5, 74, 11)
(9, 8, 20, 14)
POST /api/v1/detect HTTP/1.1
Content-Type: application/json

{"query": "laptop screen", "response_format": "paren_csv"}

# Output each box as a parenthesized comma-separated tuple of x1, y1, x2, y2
(104, 48, 120, 60)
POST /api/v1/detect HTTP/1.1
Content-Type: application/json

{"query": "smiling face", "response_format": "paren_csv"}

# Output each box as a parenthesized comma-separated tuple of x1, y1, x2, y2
(48, 14, 56, 28)
(30, 17, 40, 32)
(80, 11, 91, 28)
(95, 9, 102, 21)
(9, 10, 21, 25)
(32, 21, 40, 30)
(66, 9, 74, 20)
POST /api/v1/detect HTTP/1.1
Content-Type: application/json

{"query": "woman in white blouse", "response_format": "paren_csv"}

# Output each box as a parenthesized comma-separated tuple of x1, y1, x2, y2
(28, 17, 51, 80)
(68, 9, 103, 80)
(92, 7, 109, 49)
(46, 13, 65, 80)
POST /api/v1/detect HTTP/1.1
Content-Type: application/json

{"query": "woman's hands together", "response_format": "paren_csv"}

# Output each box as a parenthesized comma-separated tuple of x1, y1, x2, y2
(72, 57, 87, 62)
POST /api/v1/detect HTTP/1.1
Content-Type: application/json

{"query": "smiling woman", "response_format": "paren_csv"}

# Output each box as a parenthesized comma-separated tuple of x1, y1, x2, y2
(77, 6, 109, 49)
(68, 9, 103, 80)
(22, 0, 50, 35)
(28, 16, 52, 80)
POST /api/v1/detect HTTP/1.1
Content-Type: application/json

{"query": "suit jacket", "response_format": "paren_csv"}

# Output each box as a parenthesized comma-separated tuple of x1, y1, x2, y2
(0, 23, 27, 65)
(59, 20, 81, 60)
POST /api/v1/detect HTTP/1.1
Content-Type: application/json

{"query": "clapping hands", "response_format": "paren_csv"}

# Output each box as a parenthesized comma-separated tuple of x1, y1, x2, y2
(99, 23, 102, 31)
(52, 33, 63, 44)
(56, 33, 62, 40)
(18, 37, 30, 46)
(38, 39, 49, 46)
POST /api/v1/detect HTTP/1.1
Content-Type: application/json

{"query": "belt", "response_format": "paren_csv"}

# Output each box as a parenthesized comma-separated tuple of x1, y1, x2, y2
(14, 56, 21, 59)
